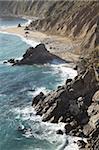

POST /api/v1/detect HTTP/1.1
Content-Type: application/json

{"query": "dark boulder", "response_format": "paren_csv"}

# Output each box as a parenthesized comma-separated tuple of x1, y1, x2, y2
(32, 92, 45, 106)
(17, 23, 21, 27)
(64, 123, 73, 134)
(8, 59, 15, 63)
(24, 26, 30, 30)
(56, 129, 64, 135)
(3, 61, 7, 64)
(65, 78, 72, 85)
(73, 65, 78, 70)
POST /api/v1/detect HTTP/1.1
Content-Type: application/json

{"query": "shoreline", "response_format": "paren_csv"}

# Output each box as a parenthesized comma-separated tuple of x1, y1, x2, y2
(0, 26, 79, 66)
(0, 17, 98, 150)
(0, 3, 98, 149)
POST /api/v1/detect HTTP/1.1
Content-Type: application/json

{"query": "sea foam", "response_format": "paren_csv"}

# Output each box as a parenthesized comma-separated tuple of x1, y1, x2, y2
(12, 105, 81, 150)
(0, 31, 40, 48)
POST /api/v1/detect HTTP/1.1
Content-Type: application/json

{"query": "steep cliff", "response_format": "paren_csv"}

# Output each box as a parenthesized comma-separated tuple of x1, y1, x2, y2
(0, 1, 99, 52)
(0, 0, 54, 18)
(29, 1, 99, 53)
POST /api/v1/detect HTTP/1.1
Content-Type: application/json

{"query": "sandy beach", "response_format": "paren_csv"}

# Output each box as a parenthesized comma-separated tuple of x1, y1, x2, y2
(1, 26, 79, 64)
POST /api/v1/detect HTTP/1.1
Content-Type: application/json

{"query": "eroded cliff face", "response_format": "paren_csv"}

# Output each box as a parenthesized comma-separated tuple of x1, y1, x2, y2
(0, 0, 55, 18)
(29, 1, 99, 53)
(0, 1, 99, 53)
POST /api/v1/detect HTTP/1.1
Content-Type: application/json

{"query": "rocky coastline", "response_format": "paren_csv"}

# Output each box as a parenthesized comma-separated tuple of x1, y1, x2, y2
(31, 48, 99, 149)
(5, 42, 99, 149)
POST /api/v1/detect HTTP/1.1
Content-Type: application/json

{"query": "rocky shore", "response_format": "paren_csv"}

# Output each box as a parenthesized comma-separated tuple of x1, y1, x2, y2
(32, 48, 99, 149)
(5, 42, 99, 149)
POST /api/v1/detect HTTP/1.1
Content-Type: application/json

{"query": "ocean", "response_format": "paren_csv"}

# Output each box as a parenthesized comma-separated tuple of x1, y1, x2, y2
(0, 17, 79, 150)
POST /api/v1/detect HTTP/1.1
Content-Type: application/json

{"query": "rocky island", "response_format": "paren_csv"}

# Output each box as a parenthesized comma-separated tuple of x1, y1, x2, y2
(6, 43, 66, 65)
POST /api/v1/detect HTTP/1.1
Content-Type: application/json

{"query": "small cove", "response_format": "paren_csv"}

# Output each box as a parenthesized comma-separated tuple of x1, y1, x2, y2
(0, 17, 79, 150)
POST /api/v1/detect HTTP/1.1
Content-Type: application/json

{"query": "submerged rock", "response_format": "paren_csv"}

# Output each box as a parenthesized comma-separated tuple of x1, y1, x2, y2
(18, 126, 32, 134)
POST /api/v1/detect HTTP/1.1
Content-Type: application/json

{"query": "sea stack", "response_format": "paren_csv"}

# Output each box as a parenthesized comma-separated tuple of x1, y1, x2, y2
(9, 43, 66, 65)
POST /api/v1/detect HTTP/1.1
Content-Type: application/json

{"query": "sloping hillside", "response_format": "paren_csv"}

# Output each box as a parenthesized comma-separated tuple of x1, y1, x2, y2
(0, 1, 99, 53)
(29, 1, 99, 53)
(0, 0, 54, 18)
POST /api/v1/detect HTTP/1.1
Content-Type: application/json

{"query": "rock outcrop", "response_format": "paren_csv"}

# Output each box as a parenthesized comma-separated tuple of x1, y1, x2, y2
(32, 67, 98, 122)
(7, 44, 66, 65)
(32, 48, 99, 149)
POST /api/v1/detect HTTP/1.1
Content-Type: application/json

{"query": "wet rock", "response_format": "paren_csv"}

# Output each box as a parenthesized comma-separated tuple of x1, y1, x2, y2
(64, 123, 72, 134)
(65, 78, 72, 85)
(31, 66, 98, 148)
(77, 140, 86, 148)
(73, 65, 78, 70)
(24, 26, 30, 30)
(17, 23, 21, 27)
(64, 120, 79, 136)
(8, 59, 15, 63)
(66, 82, 71, 90)
(32, 68, 98, 126)
(32, 92, 45, 106)
(18, 125, 32, 134)
(56, 129, 63, 135)
(78, 112, 89, 125)
(3, 61, 7, 64)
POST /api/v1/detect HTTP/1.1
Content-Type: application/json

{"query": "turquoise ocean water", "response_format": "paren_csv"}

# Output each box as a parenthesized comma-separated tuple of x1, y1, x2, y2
(0, 17, 78, 150)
